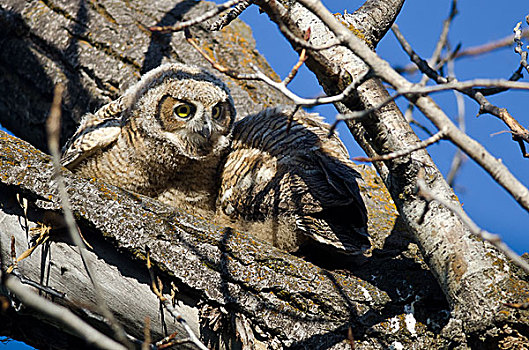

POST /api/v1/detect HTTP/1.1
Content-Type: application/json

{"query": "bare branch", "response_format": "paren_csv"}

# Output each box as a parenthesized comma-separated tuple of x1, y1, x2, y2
(397, 27, 529, 74)
(446, 59, 467, 187)
(146, 249, 208, 350)
(456, 28, 529, 59)
(332, 77, 529, 136)
(209, 0, 253, 31)
(149, 0, 244, 33)
(354, 128, 446, 162)
(45, 85, 131, 348)
(392, 24, 529, 157)
(142, 317, 151, 350)
(246, 64, 361, 106)
(282, 29, 310, 86)
(416, 178, 529, 274)
(4, 275, 127, 350)
(431, 0, 458, 65)
(403, 78, 529, 93)
(392, 25, 446, 83)
(185, 28, 369, 107)
(6, 225, 50, 274)
(395, 0, 457, 132)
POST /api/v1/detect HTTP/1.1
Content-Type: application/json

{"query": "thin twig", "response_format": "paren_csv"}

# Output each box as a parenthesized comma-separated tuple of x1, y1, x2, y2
(456, 27, 529, 59)
(46, 85, 132, 348)
(347, 327, 355, 350)
(398, 1, 457, 131)
(392, 25, 529, 156)
(333, 75, 529, 132)
(6, 225, 50, 274)
(10, 236, 16, 271)
(286, 105, 301, 133)
(9, 269, 66, 299)
(4, 275, 127, 350)
(282, 29, 310, 86)
(149, 0, 244, 33)
(446, 57, 466, 187)
(396, 27, 529, 74)
(446, 151, 465, 187)
(186, 28, 366, 107)
(250, 63, 366, 106)
(155, 332, 178, 348)
(393, 24, 528, 94)
(209, 0, 253, 31)
(354, 128, 446, 162)
(146, 249, 208, 350)
(404, 78, 529, 93)
(329, 89, 401, 133)
(142, 317, 151, 350)
(410, 119, 435, 137)
(416, 178, 529, 274)
(185, 28, 257, 78)
(431, 0, 458, 65)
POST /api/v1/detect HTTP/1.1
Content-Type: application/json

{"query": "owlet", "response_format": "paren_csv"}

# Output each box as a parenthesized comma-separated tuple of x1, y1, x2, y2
(61, 63, 235, 214)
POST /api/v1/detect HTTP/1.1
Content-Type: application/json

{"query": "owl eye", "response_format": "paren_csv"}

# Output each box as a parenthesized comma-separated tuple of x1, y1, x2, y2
(212, 104, 223, 120)
(174, 103, 194, 119)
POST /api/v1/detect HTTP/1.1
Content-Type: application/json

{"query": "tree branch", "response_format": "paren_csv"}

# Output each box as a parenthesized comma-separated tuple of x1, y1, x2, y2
(3, 276, 127, 350)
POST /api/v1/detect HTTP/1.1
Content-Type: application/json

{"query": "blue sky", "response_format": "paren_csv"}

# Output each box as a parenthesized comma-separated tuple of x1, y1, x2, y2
(0, 338, 32, 350)
(227, 0, 529, 254)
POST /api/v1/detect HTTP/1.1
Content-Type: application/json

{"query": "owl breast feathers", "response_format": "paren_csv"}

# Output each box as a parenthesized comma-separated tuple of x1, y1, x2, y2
(217, 107, 369, 255)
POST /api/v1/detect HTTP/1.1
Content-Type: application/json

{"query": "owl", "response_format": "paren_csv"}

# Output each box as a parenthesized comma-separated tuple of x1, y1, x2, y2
(216, 107, 370, 256)
(61, 63, 235, 214)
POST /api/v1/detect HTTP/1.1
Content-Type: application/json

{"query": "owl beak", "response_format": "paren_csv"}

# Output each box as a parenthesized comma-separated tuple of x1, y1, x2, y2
(199, 124, 212, 139)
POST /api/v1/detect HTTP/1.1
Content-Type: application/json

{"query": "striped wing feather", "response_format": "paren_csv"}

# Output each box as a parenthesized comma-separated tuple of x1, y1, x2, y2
(61, 98, 126, 168)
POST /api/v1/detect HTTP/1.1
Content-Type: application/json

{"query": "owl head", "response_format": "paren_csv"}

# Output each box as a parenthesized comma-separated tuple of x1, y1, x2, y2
(123, 63, 236, 160)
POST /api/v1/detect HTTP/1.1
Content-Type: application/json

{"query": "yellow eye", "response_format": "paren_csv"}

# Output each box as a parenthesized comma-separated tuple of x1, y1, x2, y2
(212, 105, 222, 120)
(174, 103, 194, 119)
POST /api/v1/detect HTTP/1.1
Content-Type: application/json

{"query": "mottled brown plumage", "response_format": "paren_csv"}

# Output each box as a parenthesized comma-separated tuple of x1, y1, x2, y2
(62, 63, 369, 255)
(61, 63, 235, 213)
(216, 107, 369, 255)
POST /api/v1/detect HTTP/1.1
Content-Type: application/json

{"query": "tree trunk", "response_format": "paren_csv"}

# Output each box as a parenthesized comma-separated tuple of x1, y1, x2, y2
(0, 0, 528, 349)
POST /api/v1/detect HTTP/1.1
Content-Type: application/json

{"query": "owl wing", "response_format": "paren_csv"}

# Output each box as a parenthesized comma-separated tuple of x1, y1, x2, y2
(61, 97, 126, 169)
(218, 107, 369, 255)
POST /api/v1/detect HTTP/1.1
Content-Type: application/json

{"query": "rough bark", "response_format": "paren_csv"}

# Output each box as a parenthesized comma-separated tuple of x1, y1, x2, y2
(0, 0, 528, 349)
